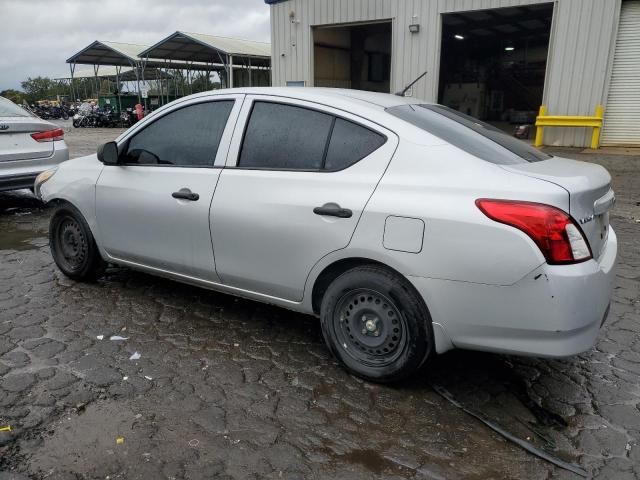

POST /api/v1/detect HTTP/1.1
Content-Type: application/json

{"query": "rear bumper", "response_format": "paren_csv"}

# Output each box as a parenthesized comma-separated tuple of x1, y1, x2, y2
(0, 140, 68, 192)
(409, 227, 618, 357)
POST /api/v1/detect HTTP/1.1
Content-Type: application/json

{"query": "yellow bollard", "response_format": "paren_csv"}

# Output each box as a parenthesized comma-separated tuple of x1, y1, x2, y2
(534, 105, 546, 147)
(590, 104, 604, 150)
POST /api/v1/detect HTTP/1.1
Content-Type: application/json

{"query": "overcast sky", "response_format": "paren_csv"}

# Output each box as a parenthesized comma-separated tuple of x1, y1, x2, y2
(0, 0, 271, 91)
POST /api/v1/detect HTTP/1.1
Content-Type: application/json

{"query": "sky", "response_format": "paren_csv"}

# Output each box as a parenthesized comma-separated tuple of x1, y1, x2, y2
(0, 0, 271, 91)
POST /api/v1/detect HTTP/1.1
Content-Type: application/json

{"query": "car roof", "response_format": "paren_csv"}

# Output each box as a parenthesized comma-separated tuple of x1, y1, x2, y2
(193, 87, 427, 112)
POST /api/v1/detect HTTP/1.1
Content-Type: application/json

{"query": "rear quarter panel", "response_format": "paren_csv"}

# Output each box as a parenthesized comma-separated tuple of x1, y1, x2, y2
(346, 141, 570, 286)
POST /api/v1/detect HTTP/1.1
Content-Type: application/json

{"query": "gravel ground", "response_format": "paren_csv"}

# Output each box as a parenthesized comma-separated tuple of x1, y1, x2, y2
(0, 125, 638, 479)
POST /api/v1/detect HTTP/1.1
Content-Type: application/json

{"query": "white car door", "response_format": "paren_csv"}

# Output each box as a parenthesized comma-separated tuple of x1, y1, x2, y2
(210, 96, 398, 301)
(95, 95, 243, 281)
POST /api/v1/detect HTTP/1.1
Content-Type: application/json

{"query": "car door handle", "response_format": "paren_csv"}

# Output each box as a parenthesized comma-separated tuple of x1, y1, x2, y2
(172, 189, 199, 201)
(313, 203, 352, 218)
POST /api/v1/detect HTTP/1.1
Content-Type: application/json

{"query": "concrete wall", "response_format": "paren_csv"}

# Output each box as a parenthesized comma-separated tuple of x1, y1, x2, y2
(269, 0, 622, 147)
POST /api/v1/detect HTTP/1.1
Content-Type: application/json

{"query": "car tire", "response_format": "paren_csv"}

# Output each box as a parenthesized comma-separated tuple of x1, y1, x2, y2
(49, 203, 104, 280)
(320, 265, 434, 383)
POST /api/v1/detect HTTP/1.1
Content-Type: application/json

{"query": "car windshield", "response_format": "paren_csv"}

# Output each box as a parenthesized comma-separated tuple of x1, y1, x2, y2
(387, 104, 551, 164)
(0, 96, 32, 117)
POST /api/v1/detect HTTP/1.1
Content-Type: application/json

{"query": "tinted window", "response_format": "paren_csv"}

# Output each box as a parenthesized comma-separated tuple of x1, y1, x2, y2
(123, 101, 233, 166)
(324, 118, 386, 170)
(239, 102, 333, 169)
(387, 104, 551, 164)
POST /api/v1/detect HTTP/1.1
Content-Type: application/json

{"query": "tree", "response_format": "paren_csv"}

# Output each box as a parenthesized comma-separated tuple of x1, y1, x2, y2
(20, 76, 68, 103)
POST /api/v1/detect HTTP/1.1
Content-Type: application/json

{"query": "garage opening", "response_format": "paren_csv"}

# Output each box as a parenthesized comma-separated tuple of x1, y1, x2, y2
(438, 4, 553, 131)
(313, 21, 391, 93)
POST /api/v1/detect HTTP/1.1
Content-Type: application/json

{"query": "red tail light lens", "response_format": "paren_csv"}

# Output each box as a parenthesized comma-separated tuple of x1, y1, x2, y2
(476, 199, 592, 265)
(31, 128, 64, 142)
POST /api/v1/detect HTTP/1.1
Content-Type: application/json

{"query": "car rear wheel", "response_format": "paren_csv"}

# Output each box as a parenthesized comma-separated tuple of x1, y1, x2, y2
(50, 204, 104, 280)
(320, 265, 433, 382)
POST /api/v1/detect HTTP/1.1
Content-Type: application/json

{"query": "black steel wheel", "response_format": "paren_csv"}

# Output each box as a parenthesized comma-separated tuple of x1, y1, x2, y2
(50, 203, 104, 280)
(320, 265, 433, 382)
(334, 289, 408, 367)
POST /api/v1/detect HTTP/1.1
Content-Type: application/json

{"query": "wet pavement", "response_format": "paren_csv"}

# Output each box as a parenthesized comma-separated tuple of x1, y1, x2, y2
(0, 126, 639, 479)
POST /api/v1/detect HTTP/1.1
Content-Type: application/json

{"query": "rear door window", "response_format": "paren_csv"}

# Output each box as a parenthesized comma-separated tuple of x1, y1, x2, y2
(387, 104, 551, 164)
(324, 118, 386, 171)
(238, 101, 387, 171)
(238, 102, 333, 170)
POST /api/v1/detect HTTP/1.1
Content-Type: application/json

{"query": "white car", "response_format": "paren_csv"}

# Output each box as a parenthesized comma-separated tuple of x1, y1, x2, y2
(0, 96, 69, 192)
(36, 88, 617, 382)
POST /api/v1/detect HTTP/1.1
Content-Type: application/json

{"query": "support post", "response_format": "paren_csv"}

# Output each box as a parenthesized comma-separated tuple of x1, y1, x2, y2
(591, 104, 604, 150)
(115, 66, 122, 113)
(229, 55, 234, 88)
(132, 61, 142, 104)
(69, 63, 76, 102)
(534, 105, 546, 147)
(93, 64, 100, 100)
(140, 60, 147, 111)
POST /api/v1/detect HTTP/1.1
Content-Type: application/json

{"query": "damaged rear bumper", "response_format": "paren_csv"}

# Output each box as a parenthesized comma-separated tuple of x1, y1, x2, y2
(409, 228, 617, 357)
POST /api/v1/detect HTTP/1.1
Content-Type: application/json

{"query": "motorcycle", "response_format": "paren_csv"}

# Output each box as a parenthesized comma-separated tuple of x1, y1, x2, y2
(120, 107, 138, 128)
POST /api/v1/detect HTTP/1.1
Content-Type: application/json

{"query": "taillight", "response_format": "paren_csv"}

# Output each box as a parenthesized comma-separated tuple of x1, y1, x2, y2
(31, 128, 64, 142)
(476, 199, 592, 265)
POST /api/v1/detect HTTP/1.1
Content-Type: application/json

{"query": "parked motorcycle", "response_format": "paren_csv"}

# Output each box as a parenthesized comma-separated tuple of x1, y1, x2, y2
(120, 107, 138, 128)
(72, 105, 119, 128)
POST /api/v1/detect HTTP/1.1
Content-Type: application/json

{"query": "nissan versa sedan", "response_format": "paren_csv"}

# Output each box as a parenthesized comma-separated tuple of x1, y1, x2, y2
(0, 96, 69, 192)
(35, 88, 617, 382)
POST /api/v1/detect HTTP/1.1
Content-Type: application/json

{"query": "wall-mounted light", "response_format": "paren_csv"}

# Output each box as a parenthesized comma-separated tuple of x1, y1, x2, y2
(409, 24, 420, 33)
(454, 34, 465, 40)
(504, 46, 515, 51)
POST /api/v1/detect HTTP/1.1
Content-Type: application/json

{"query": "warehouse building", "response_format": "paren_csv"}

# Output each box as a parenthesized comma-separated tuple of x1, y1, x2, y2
(265, 0, 640, 147)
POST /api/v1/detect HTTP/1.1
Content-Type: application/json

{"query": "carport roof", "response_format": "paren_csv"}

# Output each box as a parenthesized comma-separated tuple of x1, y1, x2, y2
(66, 40, 149, 66)
(53, 66, 172, 81)
(139, 31, 271, 63)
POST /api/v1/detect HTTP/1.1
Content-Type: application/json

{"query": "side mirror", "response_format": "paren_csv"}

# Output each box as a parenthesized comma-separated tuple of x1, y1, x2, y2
(97, 141, 119, 165)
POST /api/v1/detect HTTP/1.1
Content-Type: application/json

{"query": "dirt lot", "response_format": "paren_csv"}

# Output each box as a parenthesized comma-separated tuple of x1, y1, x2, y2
(0, 124, 639, 479)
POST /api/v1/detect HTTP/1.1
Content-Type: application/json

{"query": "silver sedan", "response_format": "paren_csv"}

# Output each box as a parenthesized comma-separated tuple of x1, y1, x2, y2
(35, 88, 617, 382)
(0, 96, 69, 192)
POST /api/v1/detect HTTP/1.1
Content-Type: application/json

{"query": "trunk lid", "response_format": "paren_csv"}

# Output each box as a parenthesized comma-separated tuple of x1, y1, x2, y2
(502, 157, 613, 259)
(0, 116, 56, 162)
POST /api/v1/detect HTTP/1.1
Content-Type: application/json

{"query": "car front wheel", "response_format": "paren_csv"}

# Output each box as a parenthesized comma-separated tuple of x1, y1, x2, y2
(320, 265, 433, 382)
(50, 203, 104, 280)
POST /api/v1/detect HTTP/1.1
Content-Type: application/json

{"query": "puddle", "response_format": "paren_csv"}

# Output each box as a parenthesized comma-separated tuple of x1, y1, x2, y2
(0, 221, 47, 251)
(339, 448, 411, 475)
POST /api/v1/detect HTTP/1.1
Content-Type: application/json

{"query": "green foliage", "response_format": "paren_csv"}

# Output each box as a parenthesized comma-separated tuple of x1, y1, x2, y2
(20, 76, 69, 103)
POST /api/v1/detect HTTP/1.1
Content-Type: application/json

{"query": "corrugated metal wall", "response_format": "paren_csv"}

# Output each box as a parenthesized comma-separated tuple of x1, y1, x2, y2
(270, 0, 622, 147)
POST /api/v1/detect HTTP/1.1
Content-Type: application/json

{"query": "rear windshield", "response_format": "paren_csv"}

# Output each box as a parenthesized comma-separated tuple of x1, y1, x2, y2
(387, 104, 550, 164)
(0, 97, 31, 118)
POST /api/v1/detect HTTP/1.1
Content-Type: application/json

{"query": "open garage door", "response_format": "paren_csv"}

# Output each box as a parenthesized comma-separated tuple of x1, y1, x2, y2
(313, 21, 391, 93)
(601, 1, 640, 147)
(438, 4, 553, 133)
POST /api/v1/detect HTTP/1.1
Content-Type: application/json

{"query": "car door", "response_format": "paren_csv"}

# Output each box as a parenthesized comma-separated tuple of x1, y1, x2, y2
(95, 94, 243, 281)
(210, 96, 398, 301)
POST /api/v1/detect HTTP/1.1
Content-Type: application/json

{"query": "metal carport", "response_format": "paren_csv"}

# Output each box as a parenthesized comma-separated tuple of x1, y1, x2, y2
(54, 66, 173, 103)
(139, 31, 271, 88)
(67, 39, 240, 110)
(66, 41, 153, 110)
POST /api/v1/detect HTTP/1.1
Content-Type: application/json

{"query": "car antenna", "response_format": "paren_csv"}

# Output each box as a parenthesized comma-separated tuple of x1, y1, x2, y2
(395, 71, 427, 97)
